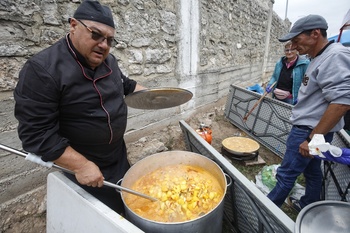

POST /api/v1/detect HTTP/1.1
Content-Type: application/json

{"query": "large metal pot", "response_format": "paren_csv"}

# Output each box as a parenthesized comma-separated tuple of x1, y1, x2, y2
(295, 200, 350, 233)
(120, 151, 228, 233)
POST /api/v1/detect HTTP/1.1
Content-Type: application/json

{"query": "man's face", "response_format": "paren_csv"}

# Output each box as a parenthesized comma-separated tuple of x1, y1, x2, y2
(69, 19, 115, 69)
(290, 30, 317, 57)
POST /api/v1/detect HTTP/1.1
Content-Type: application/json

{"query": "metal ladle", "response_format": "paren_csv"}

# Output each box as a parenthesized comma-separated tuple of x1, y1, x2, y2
(0, 144, 158, 202)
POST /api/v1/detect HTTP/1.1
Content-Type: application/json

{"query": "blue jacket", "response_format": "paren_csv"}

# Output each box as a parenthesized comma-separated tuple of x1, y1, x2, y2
(268, 55, 309, 104)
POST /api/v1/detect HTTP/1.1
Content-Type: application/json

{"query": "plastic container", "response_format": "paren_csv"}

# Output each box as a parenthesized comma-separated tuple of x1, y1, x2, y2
(196, 123, 212, 144)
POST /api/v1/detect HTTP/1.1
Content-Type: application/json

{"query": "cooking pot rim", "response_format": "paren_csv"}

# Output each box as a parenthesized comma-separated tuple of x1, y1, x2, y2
(120, 151, 228, 224)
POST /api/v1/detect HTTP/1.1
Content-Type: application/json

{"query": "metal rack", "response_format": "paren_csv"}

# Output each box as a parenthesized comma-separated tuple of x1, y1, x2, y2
(224, 84, 350, 202)
(179, 120, 294, 233)
(179, 84, 350, 232)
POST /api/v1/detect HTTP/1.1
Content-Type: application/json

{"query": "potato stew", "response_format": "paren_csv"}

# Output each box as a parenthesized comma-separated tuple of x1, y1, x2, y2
(124, 164, 224, 222)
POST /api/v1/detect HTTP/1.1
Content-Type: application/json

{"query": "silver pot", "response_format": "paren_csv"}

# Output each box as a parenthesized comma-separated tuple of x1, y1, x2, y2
(295, 200, 350, 233)
(120, 151, 228, 233)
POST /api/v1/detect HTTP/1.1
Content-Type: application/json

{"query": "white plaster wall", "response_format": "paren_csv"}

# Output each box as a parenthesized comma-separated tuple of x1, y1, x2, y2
(179, 0, 199, 76)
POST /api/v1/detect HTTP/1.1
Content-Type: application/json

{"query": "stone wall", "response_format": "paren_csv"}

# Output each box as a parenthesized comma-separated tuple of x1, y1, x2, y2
(0, 0, 291, 232)
(0, 0, 291, 133)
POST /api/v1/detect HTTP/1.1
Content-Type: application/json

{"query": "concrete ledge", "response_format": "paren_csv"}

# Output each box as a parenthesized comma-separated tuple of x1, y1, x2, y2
(0, 167, 50, 203)
(47, 172, 144, 233)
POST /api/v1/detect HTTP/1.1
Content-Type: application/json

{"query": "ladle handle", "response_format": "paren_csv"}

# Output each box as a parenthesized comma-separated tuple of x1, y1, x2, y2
(0, 144, 71, 173)
(103, 181, 158, 201)
(0, 144, 158, 202)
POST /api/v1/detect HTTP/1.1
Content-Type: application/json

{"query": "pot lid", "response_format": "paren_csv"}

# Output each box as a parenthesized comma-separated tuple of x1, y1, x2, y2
(124, 87, 193, 109)
(222, 137, 260, 154)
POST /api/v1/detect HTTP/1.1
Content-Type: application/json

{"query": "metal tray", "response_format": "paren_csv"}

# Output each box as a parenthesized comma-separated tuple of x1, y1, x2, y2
(221, 137, 260, 154)
(124, 87, 192, 109)
(295, 200, 350, 233)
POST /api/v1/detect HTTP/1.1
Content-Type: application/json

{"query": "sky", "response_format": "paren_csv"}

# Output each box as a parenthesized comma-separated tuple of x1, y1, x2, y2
(273, 0, 350, 37)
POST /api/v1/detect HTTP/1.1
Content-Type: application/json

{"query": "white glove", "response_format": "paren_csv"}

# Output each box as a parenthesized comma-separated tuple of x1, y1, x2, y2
(308, 134, 342, 158)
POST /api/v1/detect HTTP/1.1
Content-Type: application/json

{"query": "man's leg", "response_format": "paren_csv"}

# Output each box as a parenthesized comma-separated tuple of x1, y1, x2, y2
(268, 126, 312, 207)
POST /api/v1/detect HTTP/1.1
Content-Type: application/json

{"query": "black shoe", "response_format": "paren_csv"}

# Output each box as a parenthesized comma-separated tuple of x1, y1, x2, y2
(288, 196, 302, 212)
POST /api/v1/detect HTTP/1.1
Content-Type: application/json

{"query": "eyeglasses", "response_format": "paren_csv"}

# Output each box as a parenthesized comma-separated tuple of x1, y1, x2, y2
(77, 20, 117, 47)
(284, 49, 296, 53)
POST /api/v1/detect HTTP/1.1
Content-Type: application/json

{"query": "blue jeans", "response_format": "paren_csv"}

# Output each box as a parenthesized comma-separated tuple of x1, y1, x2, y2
(267, 126, 333, 208)
(280, 98, 293, 105)
(275, 97, 294, 105)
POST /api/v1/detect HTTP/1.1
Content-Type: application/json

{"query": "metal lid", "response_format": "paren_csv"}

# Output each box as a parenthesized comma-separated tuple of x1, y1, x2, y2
(222, 137, 260, 154)
(124, 87, 193, 109)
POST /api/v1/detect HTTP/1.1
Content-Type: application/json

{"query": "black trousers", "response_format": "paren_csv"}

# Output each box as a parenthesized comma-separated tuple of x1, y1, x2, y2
(64, 172, 126, 215)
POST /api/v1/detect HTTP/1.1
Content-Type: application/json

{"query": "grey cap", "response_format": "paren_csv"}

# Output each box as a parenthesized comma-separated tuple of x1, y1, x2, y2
(278, 14, 328, 42)
(69, 0, 114, 28)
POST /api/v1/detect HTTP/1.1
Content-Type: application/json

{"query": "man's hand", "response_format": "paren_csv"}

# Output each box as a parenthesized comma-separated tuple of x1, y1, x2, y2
(54, 146, 104, 188)
(299, 140, 314, 158)
(74, 161, 104, 187)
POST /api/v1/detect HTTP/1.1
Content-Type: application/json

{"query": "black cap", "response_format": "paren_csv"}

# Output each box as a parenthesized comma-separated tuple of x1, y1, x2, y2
(279, 15, 328, 42)
(69, 0, 115, 28)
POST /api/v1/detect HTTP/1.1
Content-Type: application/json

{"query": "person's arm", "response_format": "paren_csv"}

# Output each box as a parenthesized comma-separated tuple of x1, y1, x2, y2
(15, 60, 70, 161)
(16, 60, 104, 187)
(266, 59, 282, 93)
(299, 49, 350, 158)
(54, 146, 104, 187)
(299, 103, 350, 158)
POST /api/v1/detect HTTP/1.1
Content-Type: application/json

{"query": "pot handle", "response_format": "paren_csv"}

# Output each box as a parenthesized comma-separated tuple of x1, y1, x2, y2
(115, 178, 123, 193)
(224, 173, 232, 187)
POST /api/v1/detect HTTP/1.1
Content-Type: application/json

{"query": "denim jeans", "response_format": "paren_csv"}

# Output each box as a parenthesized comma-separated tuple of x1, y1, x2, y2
(280, 97, 294, 105)
(267, 125, 333, 208)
